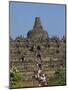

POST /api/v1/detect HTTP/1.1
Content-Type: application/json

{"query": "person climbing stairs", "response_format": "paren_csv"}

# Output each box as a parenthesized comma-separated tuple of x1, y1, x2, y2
(32, 63, 48, 87)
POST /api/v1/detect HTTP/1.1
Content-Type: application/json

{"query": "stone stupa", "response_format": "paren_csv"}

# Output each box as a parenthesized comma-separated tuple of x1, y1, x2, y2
(27, 17, 48, 41)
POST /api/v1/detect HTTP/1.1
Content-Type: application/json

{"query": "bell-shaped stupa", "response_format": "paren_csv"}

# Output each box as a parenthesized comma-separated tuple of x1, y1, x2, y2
(27, 17, 48, 40)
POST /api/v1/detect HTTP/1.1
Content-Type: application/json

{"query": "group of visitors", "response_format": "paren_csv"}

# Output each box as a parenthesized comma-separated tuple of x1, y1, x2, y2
(34, 63, 48, 86)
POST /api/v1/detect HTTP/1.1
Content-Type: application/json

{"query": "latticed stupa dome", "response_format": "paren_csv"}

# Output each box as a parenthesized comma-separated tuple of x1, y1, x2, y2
(27, 17, 49, 40)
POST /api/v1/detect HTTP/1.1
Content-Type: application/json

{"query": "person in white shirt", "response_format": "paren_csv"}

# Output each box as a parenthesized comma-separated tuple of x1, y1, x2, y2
(37, 69, 42, 78)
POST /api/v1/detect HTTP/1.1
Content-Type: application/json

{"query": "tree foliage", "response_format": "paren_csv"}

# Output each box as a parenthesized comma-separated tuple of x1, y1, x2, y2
(10, 67, 22, 81)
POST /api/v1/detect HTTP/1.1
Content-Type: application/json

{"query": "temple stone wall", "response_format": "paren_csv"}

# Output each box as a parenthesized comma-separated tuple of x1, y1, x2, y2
(10, 17, 66, 79)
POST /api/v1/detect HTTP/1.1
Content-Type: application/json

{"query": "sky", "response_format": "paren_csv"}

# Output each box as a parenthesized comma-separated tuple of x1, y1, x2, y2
(9, 1, 66, 39)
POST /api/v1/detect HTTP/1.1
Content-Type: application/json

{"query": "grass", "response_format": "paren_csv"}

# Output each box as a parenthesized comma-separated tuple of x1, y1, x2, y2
(10, 79, 40, 89)
(10, 80, 34, 89)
